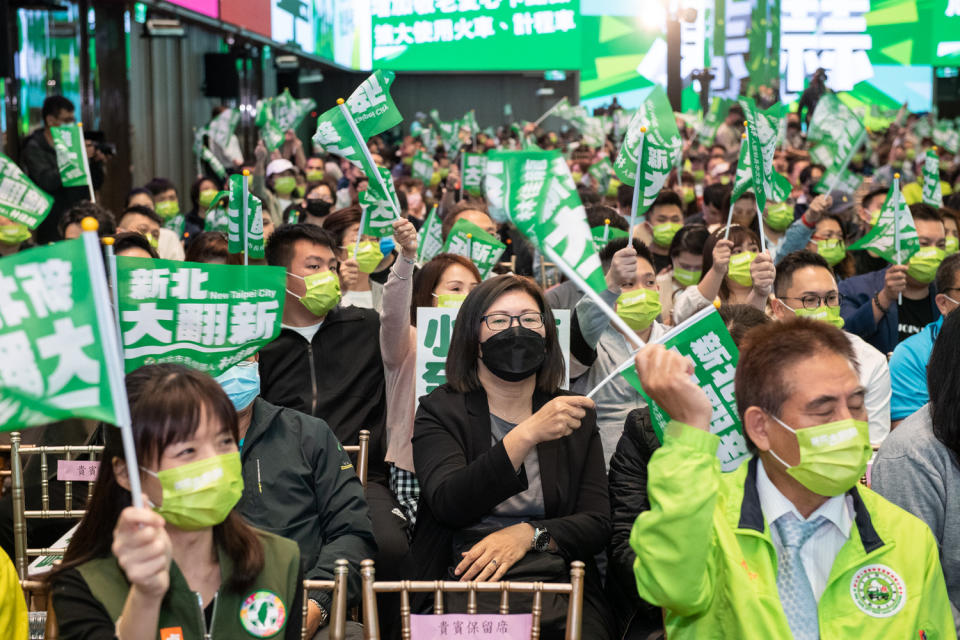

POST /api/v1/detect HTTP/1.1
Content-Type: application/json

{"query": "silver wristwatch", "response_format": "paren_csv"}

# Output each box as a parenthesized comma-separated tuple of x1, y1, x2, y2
(532, 526, 551, 552)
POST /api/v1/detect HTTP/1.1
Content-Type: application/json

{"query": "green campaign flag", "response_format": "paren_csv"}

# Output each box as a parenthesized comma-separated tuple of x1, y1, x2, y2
(411, 150, 434, 184)
(462, 153, 487, 196)
(698, 97, 734, 145)
(613, 85, 682, 214)
(206, 107, 240, 150)
(417, 205, 444, 265)
(0, 235, 127, 430)
(807, 93, 866, 194)
(420, 126, 439, 154)
(588, 158, 615, 194)
(255, 89, 316, 151)
(345, 70, 402, 138)
(590, 224, 629, 250)
(116, 257, 286, 376)
(621, 306, 750, 472)
(732, 125, 791, 206)
(922, 149, 943, 207)
(484, 149, 607, 294)
(360, 168, 399, 238)
(51, 124, 91, 189)
(226, 174, 264, 259)
(933, 123, 959, 154)
(440, 218, 505, 280)
(848, 178, 919, 264)
(739, 98, 786, 212)
(0, 153, 54, 229)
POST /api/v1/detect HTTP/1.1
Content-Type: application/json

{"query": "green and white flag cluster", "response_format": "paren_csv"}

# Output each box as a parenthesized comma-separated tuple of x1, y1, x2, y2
(613, 85, 682, 215)
(0, 153, 53, 229)
(430, 109, 477, 152)
(0, 235, 127, 430)
(621, 306, 749, 472)
(411, 150, 434, 184)
(737, 97, 786, 213)
(256, 88, 317, 151)
(312, 70, 403, 217)
(484, 149, 607, 294)
(922, 149, 943, 207)
(360, 168, 400, 239)
(848, 178, 919, 264)
(462, 153, 487, 196)
(551, 98, 608, 148)
(226, 174, 264, 259)
(698, 97, 735, 145)
(441, 218, 505, 280)
(116, 257, 286, 377)
(807, 93, 866, 194)
(193, 108, 239, 178)
(417, 205, 444, 265)
(588, 158, 615, 195)
(51, 124, 91, 189)
(933, 122, 959, 154)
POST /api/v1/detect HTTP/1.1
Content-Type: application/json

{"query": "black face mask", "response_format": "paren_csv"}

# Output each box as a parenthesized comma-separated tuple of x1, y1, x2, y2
(305, 199, 333, 218)
(479, 326, 546, 382)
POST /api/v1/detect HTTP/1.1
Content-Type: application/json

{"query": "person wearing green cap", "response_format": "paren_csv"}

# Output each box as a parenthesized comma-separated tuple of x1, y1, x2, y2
(773, 250, 891, 446)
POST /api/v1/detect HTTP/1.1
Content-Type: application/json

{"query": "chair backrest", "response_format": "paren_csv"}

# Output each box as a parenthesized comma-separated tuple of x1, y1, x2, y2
(7, 431, 104, 578)
(341, 429, 370, 488)
(20, 579, 58, 637)
(359, 558, 585, 640)
(539, 258, 559, 290)
(301, 559, 350, 640)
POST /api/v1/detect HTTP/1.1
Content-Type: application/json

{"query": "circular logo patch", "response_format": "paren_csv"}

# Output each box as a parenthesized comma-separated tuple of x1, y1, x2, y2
(850, 564, 906, 618)
(239, 590, 287, 637)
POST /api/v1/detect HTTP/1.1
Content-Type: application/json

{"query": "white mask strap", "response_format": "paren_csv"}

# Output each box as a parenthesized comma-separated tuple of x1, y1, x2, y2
(766, 413, 797, 470)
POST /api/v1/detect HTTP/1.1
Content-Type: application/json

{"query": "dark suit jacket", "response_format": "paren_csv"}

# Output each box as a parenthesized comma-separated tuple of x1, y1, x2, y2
(411, 383, 611, 582)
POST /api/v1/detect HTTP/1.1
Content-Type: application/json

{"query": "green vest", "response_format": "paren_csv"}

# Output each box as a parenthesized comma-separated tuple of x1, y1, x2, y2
(76, 528, 300, 639)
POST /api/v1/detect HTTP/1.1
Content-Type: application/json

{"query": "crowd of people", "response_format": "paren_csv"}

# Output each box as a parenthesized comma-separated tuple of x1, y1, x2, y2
(2, 86, 960, 639)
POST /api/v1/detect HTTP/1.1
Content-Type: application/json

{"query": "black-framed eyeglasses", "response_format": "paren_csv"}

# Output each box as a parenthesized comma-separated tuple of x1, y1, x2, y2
(780, 292, 844, 309)
(481, 312, 544, 332)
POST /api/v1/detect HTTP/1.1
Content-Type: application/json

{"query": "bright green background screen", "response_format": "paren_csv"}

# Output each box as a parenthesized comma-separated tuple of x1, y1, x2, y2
(371, 1, 581, 71)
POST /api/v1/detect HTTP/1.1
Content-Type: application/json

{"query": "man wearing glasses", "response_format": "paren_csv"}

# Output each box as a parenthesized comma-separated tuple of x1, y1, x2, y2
(774, 250, 892, 446)
(888, 253, 960, 426)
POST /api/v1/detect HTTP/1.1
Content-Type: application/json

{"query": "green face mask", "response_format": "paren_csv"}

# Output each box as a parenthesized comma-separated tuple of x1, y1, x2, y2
(767, 416, 871, 496)
(145, 232, 159, 249)
(785, 301, 845, 329)
(904, 148, 916, 161)
(946, 236, 959, 256)
(142, 452, 243, 531)
(765, 202, 794, 232)
(273, 176, 297, 196)
(198, 189, 218, 208)
(906, 246, 946, 284)
(154, 200, 180, 221)
(616, 288, 661, 332)
(727, 251, 757, 287)
(673, 265, 702, 287)
(435, 293, 467, 308)
(306, 169, 324, 182)
(0, 223, 31, 246)
(815, 238, 846, 267)
(682, 187, 696, 205)
(347, 241, 384, 274)
(693, 169, 705, 182)
(289, 270, 341, 317)
(652, 222, 683, 247)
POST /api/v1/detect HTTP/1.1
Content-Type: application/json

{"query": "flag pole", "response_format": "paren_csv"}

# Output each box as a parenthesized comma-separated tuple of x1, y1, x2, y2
(102, 237, 122, 332)
(77, 122, 96, 204)
(894, 173, 902, 305)
(541, 244, 645, 350)
(459, 152, 465, 201)
(724, 132, 749, 240)
(336, 98, 401, 219)
(627, 126, 647, 241)
(604, 218, 611, 243)
(354, 206, 367, 260)
(533, 97, 567, 128)
(81, 218, 141, 509)
(241, 169, 250, 267)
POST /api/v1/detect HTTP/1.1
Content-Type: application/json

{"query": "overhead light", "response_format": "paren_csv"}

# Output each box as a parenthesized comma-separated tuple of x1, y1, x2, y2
(300, 73, 325, 84)
(536, 87, 555, 96)
(275, 55, 300, 70)
(145, 18, 185, 37)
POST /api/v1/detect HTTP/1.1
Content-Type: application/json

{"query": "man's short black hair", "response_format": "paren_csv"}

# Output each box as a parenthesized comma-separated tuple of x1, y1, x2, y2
(617, 183, 633, 209)
(910, 202, 943, 224)
(648, 190, 684, 218)
(703, 182, 730, 209)
(862, 186, 888, 210)
(265, 223, 337, 269)
(585, 205, 627, 231)
(120, 205, 162, 227)
(598, 237, 655, 274)
(936, 253, 960, 295)
(774, 250, 833, 298)
(113, 231, 159, 259)
(59, 201, 116, 238)
(798, 164, 826, 185)
(42, 96, 74, 121)
(144, 177, 178, 197)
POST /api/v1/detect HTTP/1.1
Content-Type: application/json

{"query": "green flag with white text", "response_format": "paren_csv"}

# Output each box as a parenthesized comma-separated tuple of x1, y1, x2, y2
(116, 257, 286, 376)
(588, 158, 615, 195)
(411, 150, 434, 184)
(922, 149, 943, 207)
(848, 178, 919, 264)
(0, 235, 127, 430)
(591, 224, 629, 250)
(0, 153, 53, 229)
(51, 124, 91, 189)
(226, 174, 264, 259)
(484, 149, 607, 293)
(462, 153, 487, 196)
(360, 169, 399, 238)
(417, 205, 444, 265)
(621, 306, 749, 471)
(345, 70, 403, 137)
(441, 218, 505, 280)
(807, 94, 865, 194)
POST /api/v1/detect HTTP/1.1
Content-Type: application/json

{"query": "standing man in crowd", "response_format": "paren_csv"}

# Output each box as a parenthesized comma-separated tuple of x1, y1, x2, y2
(20, 96, 106, 244)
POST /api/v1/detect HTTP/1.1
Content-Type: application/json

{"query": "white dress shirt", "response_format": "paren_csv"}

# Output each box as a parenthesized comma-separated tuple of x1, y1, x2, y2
(756, 458, 854, 601)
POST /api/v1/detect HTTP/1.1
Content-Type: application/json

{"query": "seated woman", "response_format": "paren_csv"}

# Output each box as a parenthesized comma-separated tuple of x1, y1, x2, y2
(380, 217, 482, 527)
(50, 364, 302, 640)
(323, 206, 386, 311)
(672, 224, 775, 324)
(412, 275, 614, 639)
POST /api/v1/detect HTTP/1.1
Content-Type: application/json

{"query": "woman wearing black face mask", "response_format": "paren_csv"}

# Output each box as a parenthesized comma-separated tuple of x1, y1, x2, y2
(296, 180, 336, 226)
(411, 275, 615, 639)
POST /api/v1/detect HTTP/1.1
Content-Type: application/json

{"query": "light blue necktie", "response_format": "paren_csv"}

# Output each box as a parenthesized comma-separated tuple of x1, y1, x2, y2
(774, 513, 827, 640)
